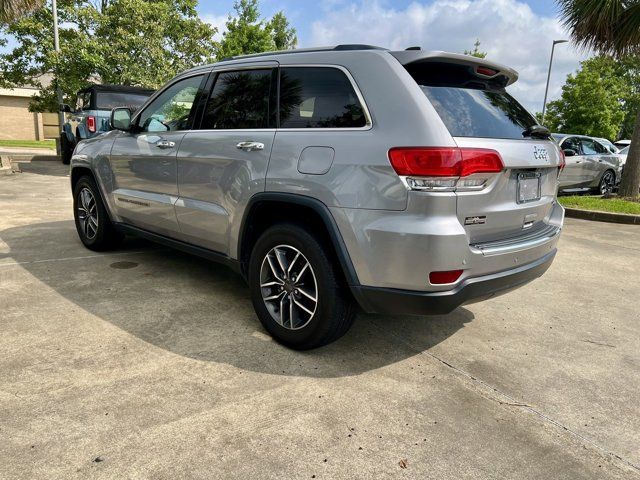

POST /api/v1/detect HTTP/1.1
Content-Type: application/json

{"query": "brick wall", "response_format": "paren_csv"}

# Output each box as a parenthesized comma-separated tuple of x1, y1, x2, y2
(0, 94, 39, 140)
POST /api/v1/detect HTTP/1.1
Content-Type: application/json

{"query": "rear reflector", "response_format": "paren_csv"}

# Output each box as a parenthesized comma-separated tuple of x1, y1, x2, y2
(388, 147, 504, 177)
(429, 270, 463, 285)
(87, 115, 96, 133)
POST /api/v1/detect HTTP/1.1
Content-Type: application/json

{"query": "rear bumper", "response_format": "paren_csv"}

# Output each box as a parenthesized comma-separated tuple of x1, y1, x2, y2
(351, 250, 556, 316)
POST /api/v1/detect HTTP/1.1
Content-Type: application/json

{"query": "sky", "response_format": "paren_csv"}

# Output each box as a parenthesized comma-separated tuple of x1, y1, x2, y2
(0, 0, 591, 113)
(200, 0, 592, 113)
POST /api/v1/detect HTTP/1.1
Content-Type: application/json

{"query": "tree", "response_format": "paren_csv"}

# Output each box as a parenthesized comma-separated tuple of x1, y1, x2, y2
(0, 0, 218, 112)
(217, 0, 296, 59)
(557, 0, 640, 196)
(543, 56, 630, 140)
(0, 0, 39, 23)
(464, 39, 487, 58)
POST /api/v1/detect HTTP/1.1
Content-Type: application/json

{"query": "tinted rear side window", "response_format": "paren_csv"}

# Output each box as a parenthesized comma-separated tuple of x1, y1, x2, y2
(201, 69, 274, 129)
(421, 86, 537, 139)
(95, 92, 151, 110)
(279, 67, 367, 128)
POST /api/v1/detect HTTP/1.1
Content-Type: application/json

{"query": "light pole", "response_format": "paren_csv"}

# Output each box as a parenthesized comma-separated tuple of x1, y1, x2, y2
(541, 39, 568, 125)
(52, 0, 65, 132)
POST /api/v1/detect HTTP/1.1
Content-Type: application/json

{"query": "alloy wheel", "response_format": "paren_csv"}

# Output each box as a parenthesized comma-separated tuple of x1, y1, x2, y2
(77, 187, 99, 240)
(259, 245, 318, 330)
(599, 171, 615, 195)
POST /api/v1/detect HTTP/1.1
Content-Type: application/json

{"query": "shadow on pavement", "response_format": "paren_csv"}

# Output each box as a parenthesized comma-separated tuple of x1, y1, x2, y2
(14, 158, 68, 177)
(1, 220, 474, 378)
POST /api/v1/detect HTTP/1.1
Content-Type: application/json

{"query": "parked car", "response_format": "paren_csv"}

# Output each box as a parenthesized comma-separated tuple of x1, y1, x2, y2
(614, 139, 631, 149)
(618, 145, 629, 168)
(553, 134, 623, 194)
(70, 45, 564, 349)
(595, 137, 619, 154)
(59, 84, 154, 164)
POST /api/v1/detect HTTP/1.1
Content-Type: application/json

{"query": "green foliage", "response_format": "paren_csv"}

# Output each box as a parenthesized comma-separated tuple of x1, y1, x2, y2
(0, 0, 218, 111)
(217, 0, 297, 59)
(464, 39, 487, 59)
(558, 195, 640, 214)
(543, 56, 635, 140)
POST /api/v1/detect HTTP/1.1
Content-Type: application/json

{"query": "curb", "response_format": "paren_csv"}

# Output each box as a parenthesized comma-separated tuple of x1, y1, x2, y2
(0, 155, 13, 176)
(564, 207, 640, 225)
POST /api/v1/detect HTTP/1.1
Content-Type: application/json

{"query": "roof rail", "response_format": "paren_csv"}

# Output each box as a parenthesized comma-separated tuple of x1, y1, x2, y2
(221, 44, 387, 62)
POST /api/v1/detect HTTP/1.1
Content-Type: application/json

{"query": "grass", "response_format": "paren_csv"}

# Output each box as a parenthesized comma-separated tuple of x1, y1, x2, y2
(559, 195, 640, 215)
(0, 139, 56, 149)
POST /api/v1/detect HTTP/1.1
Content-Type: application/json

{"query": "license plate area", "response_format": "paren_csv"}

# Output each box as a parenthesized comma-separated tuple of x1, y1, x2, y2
(517, 172, 541, 203)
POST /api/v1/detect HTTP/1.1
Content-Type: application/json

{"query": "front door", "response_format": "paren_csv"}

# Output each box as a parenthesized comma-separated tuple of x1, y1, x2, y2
(110, 74, 206, 236)
(176, 67, 277, 254)
(559, 136, 588, 188)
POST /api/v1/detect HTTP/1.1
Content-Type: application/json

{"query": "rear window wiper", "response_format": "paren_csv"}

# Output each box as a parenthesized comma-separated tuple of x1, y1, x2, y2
(522, 125, 551, 139)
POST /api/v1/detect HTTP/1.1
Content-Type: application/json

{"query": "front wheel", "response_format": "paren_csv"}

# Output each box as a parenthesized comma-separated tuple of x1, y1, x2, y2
(248, 224, 355, 350)
(73, 175, 123, 251)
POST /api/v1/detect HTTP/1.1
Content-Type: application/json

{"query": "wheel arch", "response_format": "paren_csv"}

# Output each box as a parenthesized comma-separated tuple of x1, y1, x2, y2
(238, 193, 360, 286)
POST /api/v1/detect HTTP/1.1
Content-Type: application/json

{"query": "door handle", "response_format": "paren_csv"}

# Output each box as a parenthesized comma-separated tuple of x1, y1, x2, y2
(156, 139, 175, 149)
(236, 141, 264, 151)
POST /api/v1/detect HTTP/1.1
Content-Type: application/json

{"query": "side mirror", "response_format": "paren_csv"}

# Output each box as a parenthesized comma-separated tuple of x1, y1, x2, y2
(60, 103, 72, 113)
(563, 148, 576, 157)
(110, 107, 132, 131)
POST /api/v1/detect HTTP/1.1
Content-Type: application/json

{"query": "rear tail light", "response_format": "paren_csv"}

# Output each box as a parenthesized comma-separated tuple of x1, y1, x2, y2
(476, 66, 498, 77)
(429, 270, 463, 285)
(87, 115, 96, 133)
(388, 147, 504, 192)
(557, 149, 566, 179)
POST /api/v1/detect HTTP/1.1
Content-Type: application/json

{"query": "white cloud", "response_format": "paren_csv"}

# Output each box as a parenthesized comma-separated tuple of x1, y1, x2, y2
(309, 0, 590, 113)
(202, 14, 229, 42)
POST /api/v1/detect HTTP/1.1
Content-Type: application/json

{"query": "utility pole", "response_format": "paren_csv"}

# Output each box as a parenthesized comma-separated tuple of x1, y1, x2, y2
(541, 39, 568, 125)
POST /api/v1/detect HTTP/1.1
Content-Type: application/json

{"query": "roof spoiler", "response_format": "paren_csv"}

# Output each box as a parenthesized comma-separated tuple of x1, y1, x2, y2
(390, 50, 519, 86)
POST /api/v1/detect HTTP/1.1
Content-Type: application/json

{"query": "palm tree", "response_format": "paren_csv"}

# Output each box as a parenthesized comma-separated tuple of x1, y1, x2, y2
(0, 0, 39, 22)
(556, 0, 640, 197)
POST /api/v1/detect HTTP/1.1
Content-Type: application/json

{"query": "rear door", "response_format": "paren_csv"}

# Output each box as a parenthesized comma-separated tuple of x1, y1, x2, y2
(109, 74, 206, 236)
(419, 82, 562, 243)
(558, 136, 587, 187)
(176, 66, 277, 254)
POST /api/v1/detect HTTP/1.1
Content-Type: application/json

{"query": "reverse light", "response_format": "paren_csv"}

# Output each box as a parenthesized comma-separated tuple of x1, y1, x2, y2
(388, 147, 504, 192)
(429, 270, 464, 285)
(87, 115, 96, 133)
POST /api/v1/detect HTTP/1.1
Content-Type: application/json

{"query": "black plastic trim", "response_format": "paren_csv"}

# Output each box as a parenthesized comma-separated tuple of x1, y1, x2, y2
(238, 193, 360, 285)
(114, 223, 241, 274)
(351, 250, 556, 315)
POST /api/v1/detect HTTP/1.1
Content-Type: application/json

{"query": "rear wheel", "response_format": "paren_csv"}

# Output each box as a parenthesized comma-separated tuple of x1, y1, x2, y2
(248, 223, 355, 350)
(73, 175, 123, 251)
(597, 170, 616, 195)
(60, 134, 73, 165)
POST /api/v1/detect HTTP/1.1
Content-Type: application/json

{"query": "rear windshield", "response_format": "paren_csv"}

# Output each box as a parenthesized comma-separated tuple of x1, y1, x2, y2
(95, 92, 151, 110)
(421, 86, 537, 140)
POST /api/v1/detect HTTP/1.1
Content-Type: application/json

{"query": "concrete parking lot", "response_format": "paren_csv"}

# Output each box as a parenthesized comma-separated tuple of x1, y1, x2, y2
(1, 159, 639, 479)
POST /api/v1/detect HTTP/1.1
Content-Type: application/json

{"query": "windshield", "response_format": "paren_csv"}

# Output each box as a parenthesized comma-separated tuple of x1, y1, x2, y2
(95, 91, 151, 110)
(421, 85, 537, 140)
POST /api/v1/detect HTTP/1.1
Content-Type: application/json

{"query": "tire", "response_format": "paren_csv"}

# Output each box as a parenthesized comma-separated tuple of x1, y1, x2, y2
(73, 175, 123, 251)
(60, 134, 72, 165)
(248, 223, 356, 350)
(597, 170, 616, 195)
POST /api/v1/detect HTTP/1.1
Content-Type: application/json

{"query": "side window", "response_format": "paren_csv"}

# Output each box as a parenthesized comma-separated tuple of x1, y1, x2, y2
(279, 67, 367, 128)
(580, 138, 598, 155)
(592, 140, 607, 154)
(562, 137, 581, 154)
(137, 75, 204, 133)
(200, 69, 274, 129)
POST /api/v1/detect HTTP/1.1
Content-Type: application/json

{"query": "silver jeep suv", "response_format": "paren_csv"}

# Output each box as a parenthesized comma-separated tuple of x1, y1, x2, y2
(70, 45, 565, 349)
